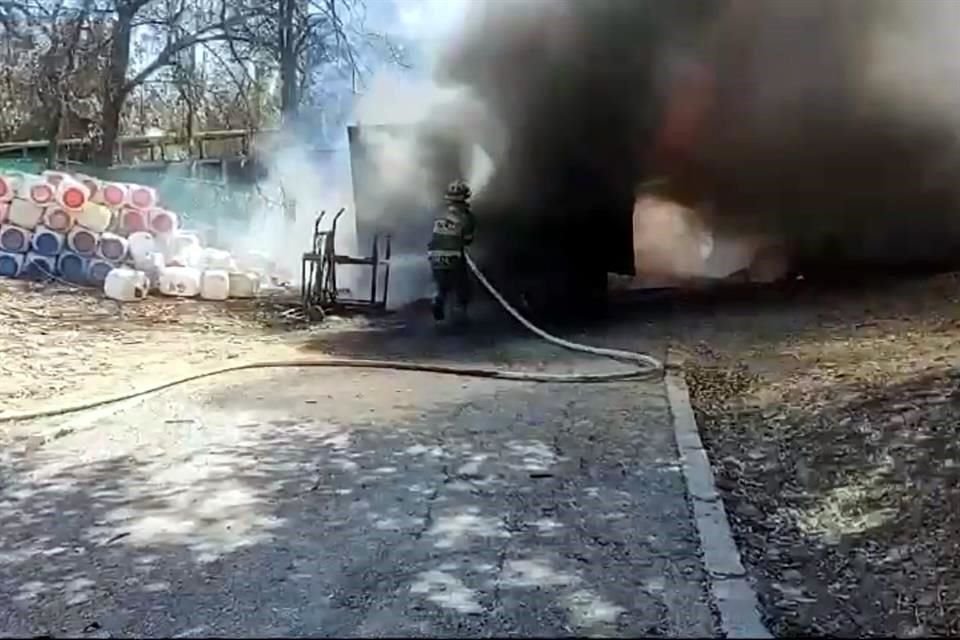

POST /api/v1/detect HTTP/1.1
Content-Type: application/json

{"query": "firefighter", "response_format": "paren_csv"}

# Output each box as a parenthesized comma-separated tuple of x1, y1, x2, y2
(428, 179, 476, 323)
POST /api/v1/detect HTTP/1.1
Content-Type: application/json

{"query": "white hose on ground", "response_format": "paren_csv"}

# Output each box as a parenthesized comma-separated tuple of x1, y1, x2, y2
(463, 251, 664, 373)
(0, 251, 664, 424)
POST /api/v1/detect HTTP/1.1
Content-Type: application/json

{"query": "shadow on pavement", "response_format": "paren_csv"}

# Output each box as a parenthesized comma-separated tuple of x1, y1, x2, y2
(0, 371, 709, 638)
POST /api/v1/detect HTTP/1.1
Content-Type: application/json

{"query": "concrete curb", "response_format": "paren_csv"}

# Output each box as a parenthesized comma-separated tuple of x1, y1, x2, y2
(665, 350, 772, 639)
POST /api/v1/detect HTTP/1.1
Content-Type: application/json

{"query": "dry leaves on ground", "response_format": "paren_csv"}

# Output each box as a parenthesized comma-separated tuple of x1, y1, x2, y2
(677, 273, 960, 637)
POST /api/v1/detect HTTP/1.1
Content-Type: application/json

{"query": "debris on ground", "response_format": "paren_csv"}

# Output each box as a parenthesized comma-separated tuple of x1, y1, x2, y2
(0, 278, 311, 415)
(674, 272, 960, 637)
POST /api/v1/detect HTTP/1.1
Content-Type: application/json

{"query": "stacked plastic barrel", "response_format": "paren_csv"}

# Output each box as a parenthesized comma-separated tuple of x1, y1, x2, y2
(0, 170, 261, 302)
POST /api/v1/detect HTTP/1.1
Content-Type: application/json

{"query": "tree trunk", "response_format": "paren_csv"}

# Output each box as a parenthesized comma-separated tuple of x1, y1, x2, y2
(44, 101, 63, 170)
(94, 8, 134, 167)
(278, 0, 298, 121)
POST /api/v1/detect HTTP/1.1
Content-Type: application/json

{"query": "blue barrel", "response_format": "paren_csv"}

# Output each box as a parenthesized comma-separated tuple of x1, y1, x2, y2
(57, 252, 87, 283)
(32, 227, 65, 256)
(0, 251, 24, 277)
(23, 252, 56, 280)
(87, 259, 114, 284)
(0, 225, 29, 253)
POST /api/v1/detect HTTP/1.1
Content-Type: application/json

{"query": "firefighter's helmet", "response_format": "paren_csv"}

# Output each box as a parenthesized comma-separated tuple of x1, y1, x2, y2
(444, 180, 471, 202)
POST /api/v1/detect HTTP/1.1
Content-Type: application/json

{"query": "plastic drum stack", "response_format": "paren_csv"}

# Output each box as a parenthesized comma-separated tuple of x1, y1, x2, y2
(0, 169, 263, 303)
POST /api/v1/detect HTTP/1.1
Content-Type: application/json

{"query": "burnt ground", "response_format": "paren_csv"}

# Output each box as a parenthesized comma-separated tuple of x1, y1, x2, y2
(656, 272, 960, 637)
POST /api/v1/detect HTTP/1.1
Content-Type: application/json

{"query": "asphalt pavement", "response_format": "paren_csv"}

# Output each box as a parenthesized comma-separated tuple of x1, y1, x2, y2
(0, 317, 718, 638)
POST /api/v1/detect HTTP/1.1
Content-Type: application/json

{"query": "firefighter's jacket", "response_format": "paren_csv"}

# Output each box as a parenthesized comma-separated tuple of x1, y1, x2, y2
(428, 204, 475, 269)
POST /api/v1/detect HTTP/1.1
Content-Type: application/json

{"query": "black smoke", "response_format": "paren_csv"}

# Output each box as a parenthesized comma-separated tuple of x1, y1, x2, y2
(429, 0, 960, 293)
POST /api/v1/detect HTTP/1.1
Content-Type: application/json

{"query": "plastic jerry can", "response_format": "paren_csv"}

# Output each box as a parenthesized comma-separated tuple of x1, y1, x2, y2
(128, 185, 157, 210)
(202, 248, 236, 271)
(158, 266, 201, 297)
(98, 232, 128, 262)
(148, 208, 178, 235)
(120, 208, 149, 234)
(86, 258, 115, 284)
(23, 252, 56, 279)
(67, 226, 98, 256)
(0, 251, 24, 277)
(75, 174, 100, 202)
(42, 170, 68, 186)
(24, 176, 55, 206)
(0, 174, 14, 202)
(13, 173, 37, 199)
(76, 201, 112, 233)
(200, 269, 230, 300)
(31, 225, 65, 256)
(127, 231, 156, 264)
(57, 252, 87, 283)
(228, 271, 260, 298)
(0, 224, 31, 253)
(97, 182, 128, 209)
(104, 267, 149, 302)
(42, 207, 74, 232)
(55, 177, 90, 211)
(8, 199, 44, 229)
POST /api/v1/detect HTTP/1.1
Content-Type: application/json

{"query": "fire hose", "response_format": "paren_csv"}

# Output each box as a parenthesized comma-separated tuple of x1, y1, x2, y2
(0, 252, 664, 424)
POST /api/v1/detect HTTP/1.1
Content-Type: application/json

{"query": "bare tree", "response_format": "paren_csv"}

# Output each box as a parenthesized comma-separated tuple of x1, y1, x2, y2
(223, 0, 406, 124)
(92, 0, 260, 166)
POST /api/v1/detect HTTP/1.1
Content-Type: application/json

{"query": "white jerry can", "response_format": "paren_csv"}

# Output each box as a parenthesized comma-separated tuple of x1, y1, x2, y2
(104, 267, 149, 302)
(158, 265, 201, 297)
(76, 201, 112, 233)
(200, 269, 230, 300)
(228, 271, 261, 298)
(7, 199, 44, 229)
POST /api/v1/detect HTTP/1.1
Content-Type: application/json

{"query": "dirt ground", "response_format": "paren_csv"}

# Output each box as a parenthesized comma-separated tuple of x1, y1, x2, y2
(0, 279, 315, 417)
(668, 272, 960, 637)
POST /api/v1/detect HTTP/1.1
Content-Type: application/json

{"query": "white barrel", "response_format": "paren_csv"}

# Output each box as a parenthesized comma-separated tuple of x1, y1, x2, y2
(0, 251, 24, 277)
(31, 225, 65, 256)
(24, 176, 56, 206)
(158, 265, 201, 297)
(8, 199, 44, 229)
(97, 182, 128, 209)
(57, 252, 88, 283)
(200, 269, 230, 300)
(55, 177, 90, 211)
(119, 207, 149, 234)
(75, 174, 100, 203)
(104, 267, 149, 302)
(0, 174, 14, 202)
(135, 251, 165, 288)
(98, 231, 128, 262)
(76, 201, 112, 233)
(24, 252, 56, 279)
(86, 258, 115, 284)
(0, 202, 8, 224)
(42, 170, 69, 186)
(128, 185, 157, 210)
(148, 208, 178, 235)
(162, 232, 203, 268)
(228, 271, 260, 298)
(0, 224, 32, 253)
(67, 226, 99, 256)
(127, 231, 156, 263)
(42, 206, 74, 232)
(13, 173, 37, 199)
